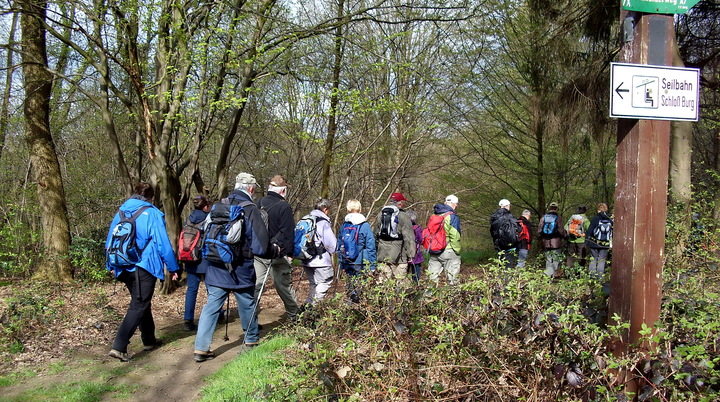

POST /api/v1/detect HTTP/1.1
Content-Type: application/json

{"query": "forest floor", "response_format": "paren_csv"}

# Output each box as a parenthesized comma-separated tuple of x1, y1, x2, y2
(0, 272, 310, 402)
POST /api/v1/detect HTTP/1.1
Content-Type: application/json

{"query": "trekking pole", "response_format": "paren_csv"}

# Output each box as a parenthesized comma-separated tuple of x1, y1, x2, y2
(243, 264, 271, 344)
(222, 296, 230, 341)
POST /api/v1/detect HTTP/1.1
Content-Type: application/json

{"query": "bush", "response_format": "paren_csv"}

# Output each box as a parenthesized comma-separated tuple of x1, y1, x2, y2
(275, 253, 719, 401)
(0, 205, 41, 279)
(70, 234, 108, 282)
(0, 285, 65, 356)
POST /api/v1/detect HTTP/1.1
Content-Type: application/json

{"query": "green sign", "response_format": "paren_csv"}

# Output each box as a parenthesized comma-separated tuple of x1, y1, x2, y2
(622, 0, 701, 14)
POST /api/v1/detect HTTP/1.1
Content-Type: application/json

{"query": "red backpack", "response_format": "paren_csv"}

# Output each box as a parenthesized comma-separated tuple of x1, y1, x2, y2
(422, 212, 452, 254)
(178, 222, 204, 262)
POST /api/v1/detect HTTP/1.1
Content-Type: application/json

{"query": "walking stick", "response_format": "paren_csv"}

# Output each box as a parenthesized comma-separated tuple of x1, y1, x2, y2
(243, 264, 271, 344)
(222, 296, 230, 341)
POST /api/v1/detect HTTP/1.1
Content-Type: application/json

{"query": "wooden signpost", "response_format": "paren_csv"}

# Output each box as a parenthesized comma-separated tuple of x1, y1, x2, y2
(609, 1, 700, 396)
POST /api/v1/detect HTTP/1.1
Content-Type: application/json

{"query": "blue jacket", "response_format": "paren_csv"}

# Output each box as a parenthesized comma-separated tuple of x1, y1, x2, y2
(105, 197, 180, 280)
(338, 213, 377, 272)
(184, 208, 209, 274)
(203, 190, 269, 290)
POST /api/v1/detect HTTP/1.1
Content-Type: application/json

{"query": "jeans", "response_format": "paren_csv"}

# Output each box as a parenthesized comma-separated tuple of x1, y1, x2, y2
(343, 264, 366, 301)
(427, 248, 461, 285)
(112, 268, 157, 353)
(254, 256, 298, 320)
(194, 284, 259, 352)
(184, 271, 204, 321)
(304, 265, 334, 304)
(408, 263, 422, 284)
(517, 248, 529, 268)
(544, 248, 563, 277)
(588, 248, 609, 278)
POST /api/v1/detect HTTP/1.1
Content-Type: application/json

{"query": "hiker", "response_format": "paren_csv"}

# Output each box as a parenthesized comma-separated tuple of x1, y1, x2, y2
(182, 195, 212, 332)
(373, 192, 416, 286)
(253, 175, 299, 322)
(301, 198, 337, 305)
(193, 172, 269, 362)
(490, 199, 519, 269)
(565, 205, 590, 270)
(517, 209, 532, 268)
(426, 195, 462, 285)
(407, 210, 424, 284)
(538, 202, 566, 277)
(106, 182, 180, 362)
(585, 203, 613, 279)
(337, 199, 376, 303)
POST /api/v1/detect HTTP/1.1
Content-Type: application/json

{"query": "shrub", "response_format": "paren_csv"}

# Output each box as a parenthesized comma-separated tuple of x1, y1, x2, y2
(0, 205, 41, 279)
(70, 234, 108, 282)
(277, 251, 719, 401)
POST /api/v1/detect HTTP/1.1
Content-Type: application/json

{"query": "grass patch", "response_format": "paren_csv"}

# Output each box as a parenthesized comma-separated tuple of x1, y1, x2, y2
(1, 380, 129, 402)
(201, 336, 298, 402)
(459, 249, 495, 264)
(0, 370, 36, 388)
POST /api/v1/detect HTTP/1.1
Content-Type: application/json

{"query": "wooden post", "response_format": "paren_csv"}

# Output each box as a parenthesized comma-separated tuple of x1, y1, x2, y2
(609, 10, 672, 356)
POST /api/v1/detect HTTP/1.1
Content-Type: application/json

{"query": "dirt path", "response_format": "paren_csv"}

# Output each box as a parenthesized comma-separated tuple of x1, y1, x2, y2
(0, 278, 299, 401)
(99, 305, 287, 402)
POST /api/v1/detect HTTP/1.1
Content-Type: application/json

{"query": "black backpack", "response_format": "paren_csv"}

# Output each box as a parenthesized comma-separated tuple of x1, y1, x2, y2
(494, 213, 519, 249)
(379, 206, 402, 241)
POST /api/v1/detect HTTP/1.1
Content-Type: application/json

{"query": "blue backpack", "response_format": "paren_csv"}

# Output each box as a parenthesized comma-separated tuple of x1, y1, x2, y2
(106, 206, 151, 270)
(294, 215, 326, 260)
(338, 222, 362, 262)
(203, 201, 249, 270)
(541, 214, 559, 238)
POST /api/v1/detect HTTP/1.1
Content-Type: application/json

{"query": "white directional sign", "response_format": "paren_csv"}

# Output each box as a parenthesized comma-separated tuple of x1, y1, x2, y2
(610, 62, 700, 122)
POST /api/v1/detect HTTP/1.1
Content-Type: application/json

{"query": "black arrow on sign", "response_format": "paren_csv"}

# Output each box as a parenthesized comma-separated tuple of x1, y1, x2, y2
(615, 82, 629, 99)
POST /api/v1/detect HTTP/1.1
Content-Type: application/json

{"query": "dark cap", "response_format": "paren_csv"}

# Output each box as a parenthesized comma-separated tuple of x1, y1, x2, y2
(269, 175, 289, 187)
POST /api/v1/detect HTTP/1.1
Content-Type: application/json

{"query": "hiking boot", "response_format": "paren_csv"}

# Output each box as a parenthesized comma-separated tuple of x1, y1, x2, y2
(108, 349, 130, 362)
(238, 343, 258, 354)
(193, 350, 216, 363)
(143, 339, 163, 351)
(184, 320, 196, 332)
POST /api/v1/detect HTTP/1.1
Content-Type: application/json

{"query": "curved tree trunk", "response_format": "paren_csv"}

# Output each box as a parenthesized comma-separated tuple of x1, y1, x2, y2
(20, 0, 73, 282)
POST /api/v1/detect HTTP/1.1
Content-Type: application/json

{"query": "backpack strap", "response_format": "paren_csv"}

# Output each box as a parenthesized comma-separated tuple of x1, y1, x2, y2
(129, 205, 151, 302)
(130, 206, 152, 254)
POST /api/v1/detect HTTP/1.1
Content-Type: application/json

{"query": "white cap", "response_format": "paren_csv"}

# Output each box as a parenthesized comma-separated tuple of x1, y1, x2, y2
(499, 199, 510, 207)
(235, 172, 257, 189)
(445, 194, 458, 204)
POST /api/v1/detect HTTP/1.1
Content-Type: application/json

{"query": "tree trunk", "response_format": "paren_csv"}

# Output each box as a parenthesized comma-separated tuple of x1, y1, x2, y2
(321, 0, 345, 199)
(20, 0, 73, 282)
(668, 37, 692, 228)
(0, 7, 18, 162)
(714, 127, 720, 222)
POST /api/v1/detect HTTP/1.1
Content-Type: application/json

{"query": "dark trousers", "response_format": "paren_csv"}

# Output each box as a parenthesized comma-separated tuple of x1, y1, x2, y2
(112, 268, 157, 352)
